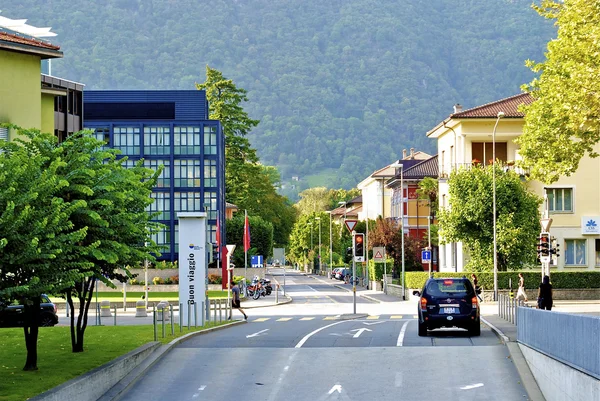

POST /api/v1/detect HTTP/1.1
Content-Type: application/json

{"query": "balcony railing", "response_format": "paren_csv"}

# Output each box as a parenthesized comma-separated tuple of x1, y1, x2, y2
(439, 162, 530, 179)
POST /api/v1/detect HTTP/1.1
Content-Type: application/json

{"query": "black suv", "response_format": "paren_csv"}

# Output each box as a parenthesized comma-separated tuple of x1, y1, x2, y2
(415, 278, 480, 336)
(0, 294, 59, 328)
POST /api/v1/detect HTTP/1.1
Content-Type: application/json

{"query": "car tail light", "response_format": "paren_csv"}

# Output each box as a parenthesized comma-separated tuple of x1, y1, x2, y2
(471, 296, 478, 309)
(420, 297, 427, 311)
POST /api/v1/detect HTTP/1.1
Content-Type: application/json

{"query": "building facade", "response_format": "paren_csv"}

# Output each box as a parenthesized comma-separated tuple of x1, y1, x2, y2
(0, 31, 63, 136)
(84, 90, 225, 262)
(427, 94, 600, 272)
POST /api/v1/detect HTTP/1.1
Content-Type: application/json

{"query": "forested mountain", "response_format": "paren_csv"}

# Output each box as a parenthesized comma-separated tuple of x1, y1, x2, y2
(4, 0, 554, 192)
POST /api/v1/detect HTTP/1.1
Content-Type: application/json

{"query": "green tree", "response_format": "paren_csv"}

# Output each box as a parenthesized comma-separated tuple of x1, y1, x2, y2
(24, 128, 163, 353)
(225, 213, 273, 269)
(0, 126, 89, 370)
(519, 0, 600, 183)
(437, 165, 542, 272)
(417, 177, 439, 246)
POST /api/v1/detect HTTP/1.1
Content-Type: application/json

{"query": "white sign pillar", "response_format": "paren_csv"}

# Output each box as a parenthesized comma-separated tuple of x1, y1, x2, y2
(178, 212, 207, 326)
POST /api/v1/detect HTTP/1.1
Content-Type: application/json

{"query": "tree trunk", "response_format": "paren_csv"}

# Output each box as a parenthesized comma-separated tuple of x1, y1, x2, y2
(71, 277, 95, 353)
(22, 296, 41, 371)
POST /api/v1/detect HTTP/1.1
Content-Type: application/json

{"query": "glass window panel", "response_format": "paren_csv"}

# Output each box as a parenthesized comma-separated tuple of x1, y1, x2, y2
(174, 192, 202, 212)
(565, 239, 586, 265)
(174, 126, 201, 155)
(114, 126, 141, 155)
(546, 188, 573, 213)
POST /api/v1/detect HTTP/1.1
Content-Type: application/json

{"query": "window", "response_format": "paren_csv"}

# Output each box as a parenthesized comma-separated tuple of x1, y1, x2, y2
(144, 126, 171, 155)
(565, 239, 586, 265)
(174, 159, 201, 188)
(113, 126, 140, 155)
(147, 192, 170, 220)
(92, 127, 110, 146)
(204, 191, 217, 219)
(143, 159, 170, 188)
(174, 192, 202, 213)
(204, 125, 217, 155)
(120, 158, 138, 169)
(546, 187, 573, 213)
(152, 226, 171, 254)
(174, 126, 201, 155)
(596, 239, 600, 267)
(204, 159, 217, 187)
(0, 127, 7, 141)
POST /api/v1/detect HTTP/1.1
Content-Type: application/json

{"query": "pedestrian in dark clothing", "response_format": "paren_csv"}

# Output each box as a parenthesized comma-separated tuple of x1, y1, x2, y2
(229, 281, 248, 320)
(537, 275, 553, 310)
(471, 274, 483, 302)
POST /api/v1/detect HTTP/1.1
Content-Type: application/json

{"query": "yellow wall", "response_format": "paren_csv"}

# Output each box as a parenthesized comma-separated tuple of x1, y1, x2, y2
(41, 93, 55, 135)
(0, 51, 42, 135)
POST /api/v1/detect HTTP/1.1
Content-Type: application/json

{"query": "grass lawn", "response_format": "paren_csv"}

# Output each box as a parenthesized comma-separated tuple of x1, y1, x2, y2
(0, 320, 233, 401)
(49, 290, 228, 303)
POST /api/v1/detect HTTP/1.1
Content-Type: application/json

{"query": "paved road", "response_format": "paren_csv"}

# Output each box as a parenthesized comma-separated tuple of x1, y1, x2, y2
(117, 271, 529, 401)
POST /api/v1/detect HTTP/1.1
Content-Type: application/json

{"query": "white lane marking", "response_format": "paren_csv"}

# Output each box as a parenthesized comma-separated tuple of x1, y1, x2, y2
(328, 384, 342, 394)
(395, 372, 403, 387)
(396, 320, 410, 346)
(350, 328, 372, 338)
(267, 351, 298, 401)
(192, 385, 207, 398)
(460, 383, 484, 390)
(246, 329, 269, 338)
(363, 321, 385, 326)
(295, 321, 346, 348)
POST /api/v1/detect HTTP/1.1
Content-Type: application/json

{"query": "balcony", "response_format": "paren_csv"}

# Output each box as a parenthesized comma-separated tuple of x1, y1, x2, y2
(439, 162, 530, 180)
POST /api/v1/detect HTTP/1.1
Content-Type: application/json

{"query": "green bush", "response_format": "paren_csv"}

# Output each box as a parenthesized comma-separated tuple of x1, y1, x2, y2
(163, 277, 173, 284)
(368, 259, 393, 281)
(404, 271, 600, 290)
(208, 274, 222, 284)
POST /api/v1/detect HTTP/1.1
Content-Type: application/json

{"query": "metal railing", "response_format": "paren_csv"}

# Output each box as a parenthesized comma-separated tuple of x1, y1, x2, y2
(498, 294, 527, 324)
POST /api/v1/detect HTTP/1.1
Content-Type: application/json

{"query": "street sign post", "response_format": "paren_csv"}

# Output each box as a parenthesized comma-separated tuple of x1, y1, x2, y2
(421, 249, 431, 263)
(373, 247, 387, 293)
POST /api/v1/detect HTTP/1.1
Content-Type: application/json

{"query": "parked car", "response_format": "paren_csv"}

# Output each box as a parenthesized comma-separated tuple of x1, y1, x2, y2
(331, 268, 343, 279)
(414, 277, 480, 337)
(335, 268, 352, 281)
(0, 294, 59, 328)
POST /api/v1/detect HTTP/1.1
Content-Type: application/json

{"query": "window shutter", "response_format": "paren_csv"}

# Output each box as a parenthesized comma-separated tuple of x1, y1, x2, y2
(0, 127, 7, 141)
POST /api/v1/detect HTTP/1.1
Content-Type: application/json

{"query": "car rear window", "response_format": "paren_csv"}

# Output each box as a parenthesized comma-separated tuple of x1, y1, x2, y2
(426, 279, 473, 297)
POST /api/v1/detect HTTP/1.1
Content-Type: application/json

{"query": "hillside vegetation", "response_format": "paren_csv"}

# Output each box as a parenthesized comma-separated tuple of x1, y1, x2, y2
(5, 0, 554, 193)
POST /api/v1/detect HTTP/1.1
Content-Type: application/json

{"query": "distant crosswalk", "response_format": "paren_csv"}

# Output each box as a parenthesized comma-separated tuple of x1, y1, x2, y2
(249, 315, 418, 322)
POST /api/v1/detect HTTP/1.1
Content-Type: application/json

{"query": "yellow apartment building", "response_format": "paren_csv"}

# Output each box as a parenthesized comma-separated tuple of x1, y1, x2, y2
(427, 93, 600, 272)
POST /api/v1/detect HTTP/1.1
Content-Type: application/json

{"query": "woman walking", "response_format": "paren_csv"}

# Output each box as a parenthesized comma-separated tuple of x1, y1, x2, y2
(537, 275, 553, 311)
(471, 274, 483, 302)
(516, 273, 528, 302)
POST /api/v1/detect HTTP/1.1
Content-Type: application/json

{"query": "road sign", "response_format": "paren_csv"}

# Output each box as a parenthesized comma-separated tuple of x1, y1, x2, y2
(344, 219, 357, 232)
(373, 247, 385, 262)
(421, 249, 431, 263)
(251, 255, 263, 267)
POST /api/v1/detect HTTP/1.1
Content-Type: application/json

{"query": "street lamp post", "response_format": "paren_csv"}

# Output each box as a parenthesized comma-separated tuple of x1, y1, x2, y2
(390, 163, 405, 299)
(492, 111, 505, 302)
(315, 216, 321, 273)
(308, 222, 314, 273)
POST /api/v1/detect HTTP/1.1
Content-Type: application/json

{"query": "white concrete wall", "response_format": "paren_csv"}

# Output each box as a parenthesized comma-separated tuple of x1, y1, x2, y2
(519, 344, 600, 401)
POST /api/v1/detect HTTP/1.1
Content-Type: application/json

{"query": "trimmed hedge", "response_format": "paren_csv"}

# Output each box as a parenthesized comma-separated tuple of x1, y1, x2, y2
(405, 271, 600, 290)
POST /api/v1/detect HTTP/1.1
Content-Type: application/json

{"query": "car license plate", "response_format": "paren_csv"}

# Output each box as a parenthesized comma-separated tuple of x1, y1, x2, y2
(441, 307, 457, 314)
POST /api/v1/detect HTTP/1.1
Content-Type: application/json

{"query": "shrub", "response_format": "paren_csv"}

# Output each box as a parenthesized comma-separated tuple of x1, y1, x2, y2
(129, 279, 139, 285)
(164, 277, 173, 285)
(170, 275, 179, 284)
(152, 276, 163, 285)
(404, 271, 600, 290)
(208, 274, 222, 284)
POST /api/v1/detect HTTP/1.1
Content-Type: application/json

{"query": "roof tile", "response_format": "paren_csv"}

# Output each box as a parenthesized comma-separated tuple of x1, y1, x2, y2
(0, 31, 60, 50)
(451, 93, 533, 119)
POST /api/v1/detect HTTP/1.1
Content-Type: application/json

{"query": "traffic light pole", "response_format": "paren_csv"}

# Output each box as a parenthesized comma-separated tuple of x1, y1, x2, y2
(352, 231, 356, 315)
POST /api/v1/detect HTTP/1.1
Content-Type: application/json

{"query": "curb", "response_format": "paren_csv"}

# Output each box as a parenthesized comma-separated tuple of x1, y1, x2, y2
(480, 316, 546, 401)
(359, 294, 381, 304)
(480, 316, 510, 344)
(241, 295, 293, 309)
(101, 320, 246, 401)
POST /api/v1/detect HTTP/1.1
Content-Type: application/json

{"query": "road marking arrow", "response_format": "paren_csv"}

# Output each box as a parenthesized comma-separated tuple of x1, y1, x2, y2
(350, 328, 372, 338)
(328, 384, 342, 394)
(246, 329, 269, 338)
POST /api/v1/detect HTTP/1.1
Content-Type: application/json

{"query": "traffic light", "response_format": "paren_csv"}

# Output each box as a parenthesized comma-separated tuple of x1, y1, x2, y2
(354, 233, 364, 258)
(346, 247, 353, 257)
(537, 233, 551, 259)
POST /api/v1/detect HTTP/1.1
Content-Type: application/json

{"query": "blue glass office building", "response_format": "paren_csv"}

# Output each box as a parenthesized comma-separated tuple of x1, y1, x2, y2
(83, 90, 225, 262)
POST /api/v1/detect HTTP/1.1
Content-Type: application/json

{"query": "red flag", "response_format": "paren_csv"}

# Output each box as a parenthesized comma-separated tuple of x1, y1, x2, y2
(243, 213, 251, 252)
